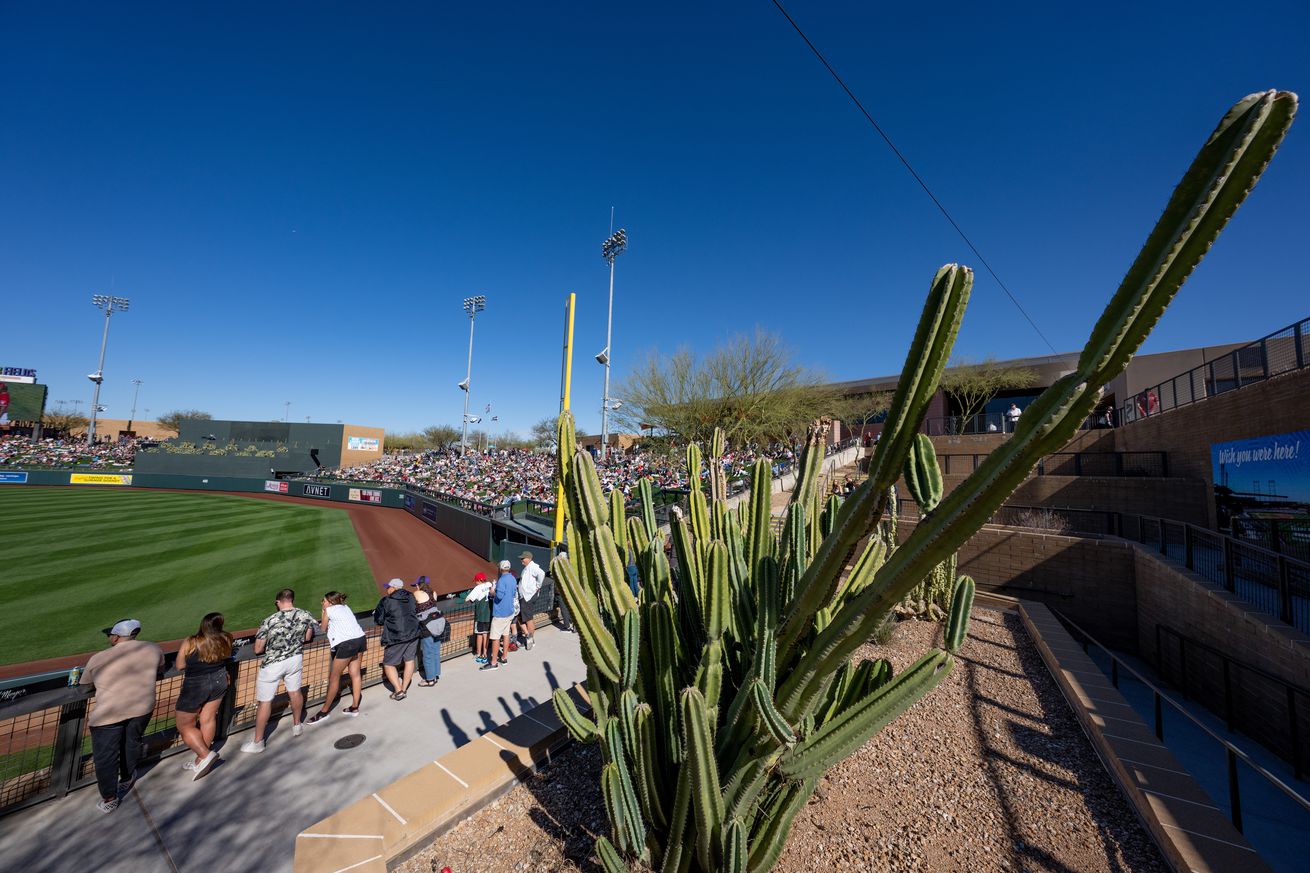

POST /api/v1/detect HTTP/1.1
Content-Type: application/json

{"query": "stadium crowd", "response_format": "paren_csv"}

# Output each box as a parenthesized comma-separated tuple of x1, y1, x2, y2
(0, 435, 138, 469)
(314, 445, 801, 504)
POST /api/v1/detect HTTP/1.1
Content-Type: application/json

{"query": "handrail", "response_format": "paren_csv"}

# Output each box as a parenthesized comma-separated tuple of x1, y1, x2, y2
(1119, 314, 1308, 425)
(1052, 609, 1310, 832)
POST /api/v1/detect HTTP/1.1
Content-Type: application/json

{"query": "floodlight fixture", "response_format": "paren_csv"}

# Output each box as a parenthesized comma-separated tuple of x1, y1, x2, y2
(595, 347, 609, 365)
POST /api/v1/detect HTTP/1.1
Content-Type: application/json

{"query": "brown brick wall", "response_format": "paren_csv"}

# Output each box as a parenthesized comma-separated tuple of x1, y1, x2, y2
(932, 474, 1210, 525)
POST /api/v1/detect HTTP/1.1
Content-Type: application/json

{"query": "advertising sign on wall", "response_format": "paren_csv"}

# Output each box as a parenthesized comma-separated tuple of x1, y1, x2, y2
(303, 484, 331, 498)
(347, 436, 380, 452)
(348, 488, 382, 504)
(0, 471, 29, 484)
(264, 480, 289, 494)
(1211, 429, 1310, 534)
(404, 493, 414, 509)
(421, 501, 437, 521)
(70, 473, 132, 486)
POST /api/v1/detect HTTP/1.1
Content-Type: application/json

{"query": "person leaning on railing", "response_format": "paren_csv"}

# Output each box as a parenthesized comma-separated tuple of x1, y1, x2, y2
(174, 612, 234, 781)
(78, 618, 165, 814)
(306, 592, 367, 725)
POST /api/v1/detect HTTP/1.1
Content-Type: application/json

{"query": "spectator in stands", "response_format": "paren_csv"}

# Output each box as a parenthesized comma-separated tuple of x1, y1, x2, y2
(516, 551, 545, 651)
(79, 619, 164, 813)
(242, 589, 316, 754)
(174, 612, 233, 780)
(466, 571, 494, 663)
(306, 592, 366, 724)
(1005, 403, 1022, 433)
(482, 561, 517, 671)
(373, 578, 420, 700)
(413, 578, 445, 686)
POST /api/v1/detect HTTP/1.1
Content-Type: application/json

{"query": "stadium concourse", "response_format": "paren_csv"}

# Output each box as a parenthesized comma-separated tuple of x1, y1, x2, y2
(0, 626, 587, 873)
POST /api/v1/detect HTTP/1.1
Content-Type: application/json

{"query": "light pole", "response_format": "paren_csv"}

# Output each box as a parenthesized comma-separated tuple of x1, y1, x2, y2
(597, 227, 627, 463)
(127, 379, 143, 435)
(87, 294, 130, 446)
(284, 401, 291, 422)
(459, 295, 486, 456)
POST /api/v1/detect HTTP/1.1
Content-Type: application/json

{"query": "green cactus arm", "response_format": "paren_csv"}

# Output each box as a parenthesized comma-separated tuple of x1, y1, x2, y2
(596, 835, 628, 873)
(723, 818, 747, 873)
(786, 426, 825, 518)
(628, 515, 652, 572)
(704, 541, 730, 640)
(570, 450, 611, 533)
(777, 651, 952, 781)
(647, 600, 684, 763)
(553, 686, 599, 743)
(944, 575, 976, 653)
(592, 527, 638, 619)
(1080, 90, 1297, 384)
(904, 433, 943, 512)
(611, 487, 630, 563)
(606, 720, 648, 855)
(821, 493, 842, 538)
(551, 555, 622, 683)
(745, 777, 818, 873)
(688, 488, 712, 564)
(681, 687, 725, 871)
(659, 761, 694, 873)
(638, 477, 659, 539)
(601, 763, 629, 853)
(746, 459, 774, 575)
(633, 703, 670, 830)
(620, 608, 642, 690)
(749, 677, 796, 747)
(557, 412, 577, 486)
(694, 639, 725, 714)
(775, 265, 970, 657)
(686, 443, 703, 494)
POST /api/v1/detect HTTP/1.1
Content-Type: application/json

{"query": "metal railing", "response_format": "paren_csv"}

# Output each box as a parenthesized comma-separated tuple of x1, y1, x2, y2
(1124, 514, 1310, 634)
(1155, 625, 1309, 780)
(1119, 315, 1309, 425)
(936, 450, 1168, 478)
(1055, 610, 1310, 835)
(0, 595, 560, 817)
(922, 410, 1112, 436)
(897, 499, 1122, 537)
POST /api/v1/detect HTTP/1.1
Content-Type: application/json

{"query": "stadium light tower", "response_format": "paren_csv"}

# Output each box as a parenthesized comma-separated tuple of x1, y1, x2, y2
(127, 379, 143, 434)
(460, 295, 487, 457)
(597, 226, 627, 463)
(87, 294, 130, 446)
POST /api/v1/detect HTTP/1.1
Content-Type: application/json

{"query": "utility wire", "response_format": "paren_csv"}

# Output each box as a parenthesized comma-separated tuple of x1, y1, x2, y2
(770, 0, 1058, 354)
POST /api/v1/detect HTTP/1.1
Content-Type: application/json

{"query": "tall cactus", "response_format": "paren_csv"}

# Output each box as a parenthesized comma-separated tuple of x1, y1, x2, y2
(552, 92, 1295, 872)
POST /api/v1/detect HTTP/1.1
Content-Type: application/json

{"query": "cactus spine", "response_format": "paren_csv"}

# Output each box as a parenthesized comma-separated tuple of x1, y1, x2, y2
(549, 92, 1295, 872)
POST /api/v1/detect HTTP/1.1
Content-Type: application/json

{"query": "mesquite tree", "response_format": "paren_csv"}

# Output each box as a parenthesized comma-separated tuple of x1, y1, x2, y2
(551, 91, 1296, 873)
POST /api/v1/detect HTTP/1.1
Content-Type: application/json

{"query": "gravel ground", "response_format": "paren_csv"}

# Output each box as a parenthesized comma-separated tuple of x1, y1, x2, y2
(399, 608, 1165, 873)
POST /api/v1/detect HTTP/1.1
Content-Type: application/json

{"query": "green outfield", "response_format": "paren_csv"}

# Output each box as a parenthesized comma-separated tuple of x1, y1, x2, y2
(0, 488, 377, 665)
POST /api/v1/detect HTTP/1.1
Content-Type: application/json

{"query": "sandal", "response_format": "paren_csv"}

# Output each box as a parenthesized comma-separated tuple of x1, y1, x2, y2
(391, 691, 407, 701)
(417, 680, 436, 687)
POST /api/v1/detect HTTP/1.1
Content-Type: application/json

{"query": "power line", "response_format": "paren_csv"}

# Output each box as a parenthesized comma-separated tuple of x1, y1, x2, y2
(770, 0, 1058, 354)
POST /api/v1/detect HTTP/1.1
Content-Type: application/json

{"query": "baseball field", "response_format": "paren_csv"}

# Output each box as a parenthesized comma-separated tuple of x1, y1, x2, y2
(0, 487, 377, 665)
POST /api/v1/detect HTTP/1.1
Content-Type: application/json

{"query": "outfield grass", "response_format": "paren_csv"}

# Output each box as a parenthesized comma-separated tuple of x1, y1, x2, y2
(0, 488, 377, 665)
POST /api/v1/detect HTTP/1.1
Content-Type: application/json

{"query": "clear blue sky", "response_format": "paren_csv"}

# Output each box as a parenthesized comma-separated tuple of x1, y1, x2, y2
(2, 1, 1307, 438)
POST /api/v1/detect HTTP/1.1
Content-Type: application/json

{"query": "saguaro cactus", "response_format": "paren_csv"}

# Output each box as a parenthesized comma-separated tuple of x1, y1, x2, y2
(551, 91, 1295, 873)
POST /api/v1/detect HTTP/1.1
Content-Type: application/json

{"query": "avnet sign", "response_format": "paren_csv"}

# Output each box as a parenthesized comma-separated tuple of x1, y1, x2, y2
(303, 484, 331, 498)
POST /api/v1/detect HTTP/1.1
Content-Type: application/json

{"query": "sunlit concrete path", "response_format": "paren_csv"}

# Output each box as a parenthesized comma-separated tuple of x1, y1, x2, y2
(0, 626, 586, 873)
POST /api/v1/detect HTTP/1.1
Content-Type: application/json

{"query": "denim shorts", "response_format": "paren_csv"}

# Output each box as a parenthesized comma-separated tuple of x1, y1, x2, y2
(176, 671, 229, 713)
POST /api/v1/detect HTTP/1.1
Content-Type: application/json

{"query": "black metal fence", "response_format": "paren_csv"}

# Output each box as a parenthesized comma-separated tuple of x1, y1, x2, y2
(0, 596, 559, 818)
(1155, 625, 1310, 779)
(1119, 315, 1309, 425)
(923, 410, 1112, 436)
(1124, 514, 1310, 635)
(897, 499, 1122, 537)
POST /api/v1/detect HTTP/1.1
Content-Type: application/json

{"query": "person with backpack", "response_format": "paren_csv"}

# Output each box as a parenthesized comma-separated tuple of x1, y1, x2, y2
(372, 578, 420, 700)
(413, 577, 447, 686)
(467, 571, 493, 664)
(516, 550, 545, 651)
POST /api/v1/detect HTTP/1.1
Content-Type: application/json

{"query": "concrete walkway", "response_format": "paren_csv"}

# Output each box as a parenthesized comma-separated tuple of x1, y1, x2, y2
(0, 626, 586, 873)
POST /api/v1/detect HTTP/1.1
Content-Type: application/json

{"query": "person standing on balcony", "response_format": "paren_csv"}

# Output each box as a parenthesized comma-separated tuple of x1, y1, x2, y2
(373, 578, 420, 699)
(242, 588, 316, 754)
(1005, 403, 1022, 433)
(80, 619, 164, 813)
(482, 560, 517, 670)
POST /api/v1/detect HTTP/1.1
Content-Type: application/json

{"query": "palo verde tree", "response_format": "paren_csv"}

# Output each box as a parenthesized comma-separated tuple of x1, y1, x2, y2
(549, 91, 1296, 872)
(938, 358, 1037, 429)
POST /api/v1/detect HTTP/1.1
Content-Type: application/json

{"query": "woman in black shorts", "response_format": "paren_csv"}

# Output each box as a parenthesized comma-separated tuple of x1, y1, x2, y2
(174, 612, 233, 780)
(306, 592, 367, 724)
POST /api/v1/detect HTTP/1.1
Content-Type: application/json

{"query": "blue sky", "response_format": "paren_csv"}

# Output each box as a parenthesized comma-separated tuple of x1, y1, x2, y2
(2, 1, 1307, 438)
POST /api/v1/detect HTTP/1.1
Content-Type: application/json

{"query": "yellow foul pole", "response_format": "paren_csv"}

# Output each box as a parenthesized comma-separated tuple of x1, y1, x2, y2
(554, 293, 576, 545)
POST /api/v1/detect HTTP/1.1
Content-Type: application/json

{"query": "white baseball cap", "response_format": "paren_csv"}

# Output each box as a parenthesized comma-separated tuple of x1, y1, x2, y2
(498, 559, 512, 570)
(386, 578, 405, 589)
(104, 619, 141, 637)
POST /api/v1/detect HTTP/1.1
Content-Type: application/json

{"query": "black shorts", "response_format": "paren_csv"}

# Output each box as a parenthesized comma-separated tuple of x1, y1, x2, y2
(475, 621, 491, 634)
(331, 636, 367, 660)
(176, 670, 228, 713)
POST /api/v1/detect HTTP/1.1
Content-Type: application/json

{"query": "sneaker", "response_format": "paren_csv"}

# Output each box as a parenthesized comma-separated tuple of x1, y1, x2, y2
(343, 706, 360, 717)
(97, 798, 119, 814)
(498, 658, 508, 666)
(192, 751, 218, 780)
(292, 723, 304, 738)
(241, 740, 266, 754)
(525, 637, 534, 651)
(117, 777, 135, 795)
(306, 711, 331, 726)
(480, 661, 500, 671)
(474, 656, 488, 664)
